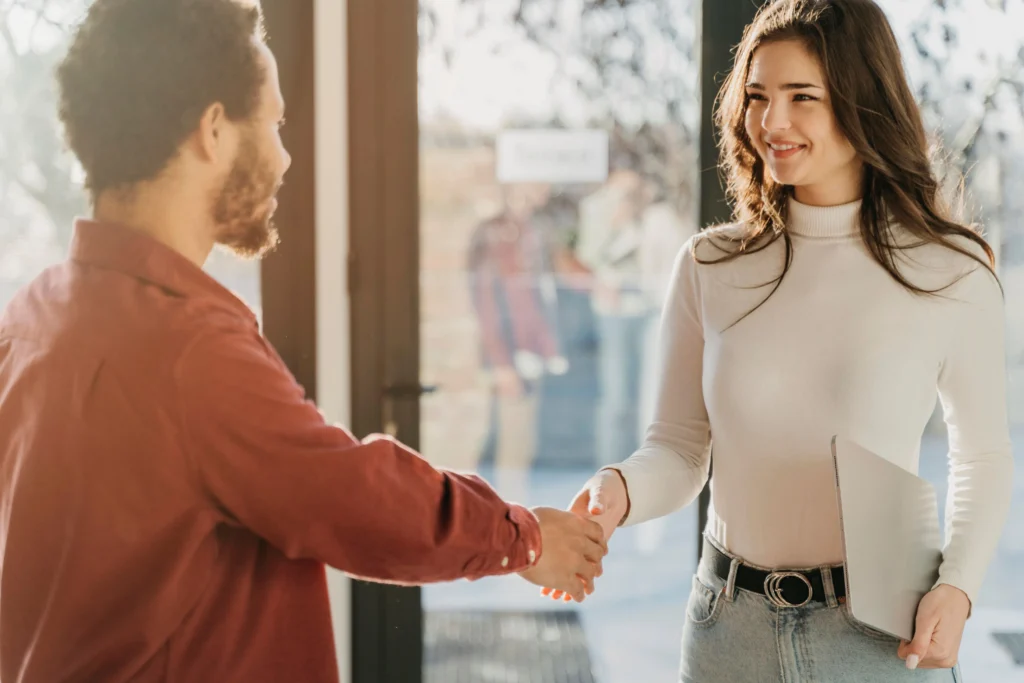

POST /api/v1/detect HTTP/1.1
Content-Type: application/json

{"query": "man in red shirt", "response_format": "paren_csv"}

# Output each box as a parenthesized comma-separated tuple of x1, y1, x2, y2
(0, 1, 607, 682)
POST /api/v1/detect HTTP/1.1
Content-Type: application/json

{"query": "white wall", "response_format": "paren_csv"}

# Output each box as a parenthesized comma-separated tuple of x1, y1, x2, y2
(314, 0, 351, 680)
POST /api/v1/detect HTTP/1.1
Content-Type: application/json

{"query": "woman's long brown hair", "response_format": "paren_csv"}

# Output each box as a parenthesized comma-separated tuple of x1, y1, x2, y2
(705, 0, 998, 325)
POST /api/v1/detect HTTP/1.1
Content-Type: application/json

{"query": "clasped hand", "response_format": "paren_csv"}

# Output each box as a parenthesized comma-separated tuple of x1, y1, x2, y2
(528, 470, 629, 602)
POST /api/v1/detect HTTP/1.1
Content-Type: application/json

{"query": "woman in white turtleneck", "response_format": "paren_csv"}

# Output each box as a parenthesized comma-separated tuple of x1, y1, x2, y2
(540, 1, 1011, 681)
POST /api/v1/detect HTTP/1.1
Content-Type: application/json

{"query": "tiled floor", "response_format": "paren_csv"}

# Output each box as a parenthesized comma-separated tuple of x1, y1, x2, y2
(424, 432, 1024, 682)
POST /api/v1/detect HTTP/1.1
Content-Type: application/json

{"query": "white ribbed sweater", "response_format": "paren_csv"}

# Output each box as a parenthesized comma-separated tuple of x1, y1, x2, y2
(615, 198, 1013, 604)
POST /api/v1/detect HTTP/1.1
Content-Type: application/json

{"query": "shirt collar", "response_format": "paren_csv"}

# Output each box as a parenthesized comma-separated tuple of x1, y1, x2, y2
(69, 218, 257, 324)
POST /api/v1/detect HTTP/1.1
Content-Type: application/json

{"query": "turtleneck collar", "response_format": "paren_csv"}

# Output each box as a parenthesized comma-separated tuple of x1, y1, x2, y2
(787, 196, 862, 238)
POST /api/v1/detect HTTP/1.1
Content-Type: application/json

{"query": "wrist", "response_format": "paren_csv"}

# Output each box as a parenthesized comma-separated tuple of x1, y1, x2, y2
(599, 467, 631, 526)
(508, 504, 542, 571)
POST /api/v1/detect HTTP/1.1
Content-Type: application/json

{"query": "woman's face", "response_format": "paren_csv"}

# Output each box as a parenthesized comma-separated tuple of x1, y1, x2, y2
(744, 39, 862, 206)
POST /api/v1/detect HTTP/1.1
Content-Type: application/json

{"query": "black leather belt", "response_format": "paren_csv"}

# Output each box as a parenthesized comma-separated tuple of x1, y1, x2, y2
(704, 540, 846, 608)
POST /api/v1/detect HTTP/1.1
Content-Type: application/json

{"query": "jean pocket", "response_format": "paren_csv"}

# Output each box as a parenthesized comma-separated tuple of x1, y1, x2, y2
(686, 574, 726, 628)
(839, 603, 899, 642)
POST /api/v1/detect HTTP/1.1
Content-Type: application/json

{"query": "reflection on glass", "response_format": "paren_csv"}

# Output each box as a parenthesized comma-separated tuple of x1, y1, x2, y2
(419, 1, 701, 681)
(468, 182, 563, 500)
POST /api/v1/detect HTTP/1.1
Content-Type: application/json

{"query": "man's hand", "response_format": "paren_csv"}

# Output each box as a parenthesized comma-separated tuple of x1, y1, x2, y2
(519, 507, 607, 603)
(542, 469, 630, 601)
(897, 584, 971, 669)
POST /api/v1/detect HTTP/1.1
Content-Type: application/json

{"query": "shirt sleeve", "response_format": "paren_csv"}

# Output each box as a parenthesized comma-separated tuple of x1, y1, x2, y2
(934, 264, 1014, 605)
(611, 235, 712, 525)
(174, 324, 541, 584)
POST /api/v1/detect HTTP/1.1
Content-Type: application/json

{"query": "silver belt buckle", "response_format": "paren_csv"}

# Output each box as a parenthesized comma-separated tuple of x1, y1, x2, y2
(764, 571, 813, 608)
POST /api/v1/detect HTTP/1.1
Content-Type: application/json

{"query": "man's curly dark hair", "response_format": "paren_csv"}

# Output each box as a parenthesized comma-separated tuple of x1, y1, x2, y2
(56, 0, 267, 201)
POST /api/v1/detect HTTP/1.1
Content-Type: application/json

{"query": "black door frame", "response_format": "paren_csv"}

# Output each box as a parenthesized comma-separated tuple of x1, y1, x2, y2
(346, 1, 424, 683)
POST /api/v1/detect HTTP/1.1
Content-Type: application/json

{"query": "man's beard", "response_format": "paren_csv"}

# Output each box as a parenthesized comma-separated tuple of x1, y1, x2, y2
(213, 136, 281, 260)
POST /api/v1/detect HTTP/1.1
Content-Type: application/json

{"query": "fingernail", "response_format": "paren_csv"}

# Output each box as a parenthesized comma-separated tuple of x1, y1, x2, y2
(590, 505, 604, 514)
(906, 655, 919, 670)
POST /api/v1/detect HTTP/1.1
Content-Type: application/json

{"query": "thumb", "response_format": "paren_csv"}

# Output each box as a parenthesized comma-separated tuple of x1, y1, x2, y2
(906, 616, 936, 670)
(587, 481, 606, 516)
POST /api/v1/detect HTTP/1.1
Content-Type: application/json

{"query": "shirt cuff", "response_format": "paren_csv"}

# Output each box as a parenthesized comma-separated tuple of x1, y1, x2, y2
(505, 504, 542, 570)
(932, 572, 975, 618)
(466, 504, 542, 580)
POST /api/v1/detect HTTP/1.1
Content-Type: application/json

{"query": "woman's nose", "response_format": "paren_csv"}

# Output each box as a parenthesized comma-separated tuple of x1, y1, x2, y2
(762, 101, 791, 132)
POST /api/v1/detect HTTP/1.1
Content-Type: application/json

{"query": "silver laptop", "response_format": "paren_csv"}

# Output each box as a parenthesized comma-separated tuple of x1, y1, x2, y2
(830, 435, 943, 642)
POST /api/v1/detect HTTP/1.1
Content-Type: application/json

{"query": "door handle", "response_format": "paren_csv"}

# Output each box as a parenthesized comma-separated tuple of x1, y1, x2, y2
(380, 383, 438, 436)
(381, 383, 439, 399)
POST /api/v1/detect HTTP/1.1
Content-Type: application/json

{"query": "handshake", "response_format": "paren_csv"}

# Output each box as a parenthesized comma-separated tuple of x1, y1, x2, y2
(518, 469, 630, 602)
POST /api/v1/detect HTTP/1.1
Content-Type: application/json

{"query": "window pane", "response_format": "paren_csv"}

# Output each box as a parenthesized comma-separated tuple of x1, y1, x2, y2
(418, 1, 700, 680)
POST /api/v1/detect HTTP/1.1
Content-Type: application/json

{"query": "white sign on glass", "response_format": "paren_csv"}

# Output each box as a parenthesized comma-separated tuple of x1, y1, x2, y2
(495, 129, 609, 184)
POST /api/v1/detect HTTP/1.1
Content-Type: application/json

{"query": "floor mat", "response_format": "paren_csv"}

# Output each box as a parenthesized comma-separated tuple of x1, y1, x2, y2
(425, 609, 596, 683)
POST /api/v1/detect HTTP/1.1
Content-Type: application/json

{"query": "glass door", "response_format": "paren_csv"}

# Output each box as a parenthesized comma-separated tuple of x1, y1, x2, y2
(416, 2, 702, 680)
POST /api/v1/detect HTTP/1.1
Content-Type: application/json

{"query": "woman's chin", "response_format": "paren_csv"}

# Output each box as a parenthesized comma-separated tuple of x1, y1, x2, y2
(771, 172, 815, 190)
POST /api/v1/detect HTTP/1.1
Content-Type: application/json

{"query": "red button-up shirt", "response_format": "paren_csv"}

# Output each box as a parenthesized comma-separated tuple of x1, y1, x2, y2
(0, 220, 541, 683)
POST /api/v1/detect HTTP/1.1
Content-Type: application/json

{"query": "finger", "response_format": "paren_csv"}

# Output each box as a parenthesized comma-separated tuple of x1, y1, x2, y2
(579, 517, 609, 548)
(540, 587, 553, 597)
(906, 618, 937, 670)
(581, 536, 607, 564)
(588, 481, 606, 515)
(568, 578, 586, 603)
(569, 489, 591, 516)
(575, 555, 599, 583)
(579, 571, 596, 596)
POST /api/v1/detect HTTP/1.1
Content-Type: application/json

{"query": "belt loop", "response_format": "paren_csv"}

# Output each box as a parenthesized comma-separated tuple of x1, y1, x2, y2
(821, 565, 838, 608)
(724, 558, 740, 602)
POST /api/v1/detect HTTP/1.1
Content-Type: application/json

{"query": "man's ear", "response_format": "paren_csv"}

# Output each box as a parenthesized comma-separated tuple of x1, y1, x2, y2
(194, 102, 232, 163)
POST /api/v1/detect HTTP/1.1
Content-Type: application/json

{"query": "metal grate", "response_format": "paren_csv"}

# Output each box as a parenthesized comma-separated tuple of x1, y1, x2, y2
(992, 632, 1024, 666)
(425, 610, 596, 683)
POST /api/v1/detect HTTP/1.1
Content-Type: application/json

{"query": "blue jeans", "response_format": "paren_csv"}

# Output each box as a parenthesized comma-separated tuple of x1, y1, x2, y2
(596, 311, 650, 466)
(681, 537, 963, 682)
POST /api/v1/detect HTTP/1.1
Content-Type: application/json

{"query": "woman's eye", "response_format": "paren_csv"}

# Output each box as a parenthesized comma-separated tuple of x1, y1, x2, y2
(747, 92, 767, 101)
(793, 94, 817, 102)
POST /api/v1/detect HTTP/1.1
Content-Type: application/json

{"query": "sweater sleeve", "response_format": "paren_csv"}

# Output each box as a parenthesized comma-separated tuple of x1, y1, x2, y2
(610, 235, 712, 525)
(933, 264, 1014, 605)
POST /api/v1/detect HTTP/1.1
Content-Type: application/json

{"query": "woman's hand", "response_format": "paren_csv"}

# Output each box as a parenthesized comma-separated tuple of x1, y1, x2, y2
(897, 584, 971, 669)
(541, 468, 630, 601)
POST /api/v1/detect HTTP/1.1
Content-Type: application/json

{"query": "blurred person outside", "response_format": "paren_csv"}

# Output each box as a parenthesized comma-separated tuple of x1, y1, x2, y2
(468, 182, 568, 500)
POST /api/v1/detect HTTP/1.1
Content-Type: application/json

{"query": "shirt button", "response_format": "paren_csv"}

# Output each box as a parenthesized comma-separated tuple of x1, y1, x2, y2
(528, 549, 537, 564)
(501, 556, 509, 568)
